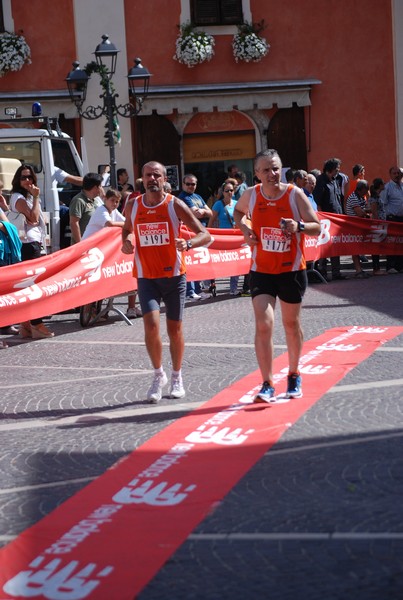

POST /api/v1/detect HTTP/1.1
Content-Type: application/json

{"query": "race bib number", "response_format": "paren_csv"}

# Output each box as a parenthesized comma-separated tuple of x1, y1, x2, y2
(138, 222, 170, 246)
(261, 227, 291, 252)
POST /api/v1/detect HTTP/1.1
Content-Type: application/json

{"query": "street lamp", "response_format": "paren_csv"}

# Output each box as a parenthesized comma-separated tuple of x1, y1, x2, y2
(65, 34, 151, 189)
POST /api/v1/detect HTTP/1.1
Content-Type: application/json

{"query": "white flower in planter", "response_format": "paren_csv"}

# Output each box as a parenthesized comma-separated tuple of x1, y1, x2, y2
(232, 20, 270, 63)
(0, 31, 31, 77)
(174, 22, 215, 68)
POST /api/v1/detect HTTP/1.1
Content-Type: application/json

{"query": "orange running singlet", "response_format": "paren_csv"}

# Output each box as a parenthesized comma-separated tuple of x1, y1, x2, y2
(249, 184, 306, 274)
(129, 193, 186, 279)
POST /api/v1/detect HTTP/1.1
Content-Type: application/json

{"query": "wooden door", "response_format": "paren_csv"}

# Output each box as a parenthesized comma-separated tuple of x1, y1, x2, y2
(135, 115, 181, 190)
(267, 105, 307, 170)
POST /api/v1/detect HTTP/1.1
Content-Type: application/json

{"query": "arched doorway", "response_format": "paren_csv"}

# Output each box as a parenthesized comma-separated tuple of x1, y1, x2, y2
(183, 111, 257, 202)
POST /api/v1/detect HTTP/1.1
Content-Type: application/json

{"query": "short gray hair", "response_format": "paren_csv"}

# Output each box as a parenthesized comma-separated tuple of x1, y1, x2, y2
(254, 149, 281, 170)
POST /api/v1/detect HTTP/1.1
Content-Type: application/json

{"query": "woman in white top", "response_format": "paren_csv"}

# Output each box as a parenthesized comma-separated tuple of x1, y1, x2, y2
(10, 164, 54, 338)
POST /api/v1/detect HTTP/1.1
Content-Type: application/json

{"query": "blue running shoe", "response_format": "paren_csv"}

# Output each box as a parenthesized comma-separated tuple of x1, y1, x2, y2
(254, 381, 276, 403)
(286, 373, 303, 398)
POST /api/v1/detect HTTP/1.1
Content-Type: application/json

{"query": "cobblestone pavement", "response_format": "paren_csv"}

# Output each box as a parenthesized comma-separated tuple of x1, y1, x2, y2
(0, 264, 403, 599)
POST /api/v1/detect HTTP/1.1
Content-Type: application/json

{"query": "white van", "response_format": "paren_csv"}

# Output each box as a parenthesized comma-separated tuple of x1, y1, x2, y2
(0, 117, 84, 252)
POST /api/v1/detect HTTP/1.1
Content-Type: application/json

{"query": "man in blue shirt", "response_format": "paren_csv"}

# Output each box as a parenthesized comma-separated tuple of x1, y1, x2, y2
(178, 174, 212, 226)
(178, 174, 212, 299)
(302, 172, 318, 211)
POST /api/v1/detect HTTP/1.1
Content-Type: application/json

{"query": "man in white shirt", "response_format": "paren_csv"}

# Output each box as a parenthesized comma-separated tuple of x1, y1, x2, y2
(82, 188, 142, 318)
(53, 167, 83, 187)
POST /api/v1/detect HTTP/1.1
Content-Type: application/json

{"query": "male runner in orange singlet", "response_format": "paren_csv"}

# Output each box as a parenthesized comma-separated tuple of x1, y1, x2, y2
(122, 161, 211, 403)
(234, 149, 321, 403)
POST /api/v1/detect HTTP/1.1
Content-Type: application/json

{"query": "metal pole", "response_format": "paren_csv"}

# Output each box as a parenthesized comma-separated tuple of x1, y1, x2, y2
(104, 80, 117, 189)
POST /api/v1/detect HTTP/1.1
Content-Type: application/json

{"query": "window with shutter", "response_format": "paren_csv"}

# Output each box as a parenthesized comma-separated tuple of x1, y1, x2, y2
(191, 0, 243, 26)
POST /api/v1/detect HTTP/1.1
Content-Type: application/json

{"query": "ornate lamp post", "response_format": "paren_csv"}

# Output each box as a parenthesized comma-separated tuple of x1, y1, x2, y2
(65, 34, 151, 189)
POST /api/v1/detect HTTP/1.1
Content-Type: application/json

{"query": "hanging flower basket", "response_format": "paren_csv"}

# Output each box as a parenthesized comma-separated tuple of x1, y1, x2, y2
(0, 31, 31, 77)
(232, 20, 270, 63)
(173, 22, 215, 68)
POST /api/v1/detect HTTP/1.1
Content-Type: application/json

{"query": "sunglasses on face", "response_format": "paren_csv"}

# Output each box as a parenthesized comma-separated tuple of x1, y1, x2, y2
(20, 175, 34, 181)
(224, 189, 233, 193)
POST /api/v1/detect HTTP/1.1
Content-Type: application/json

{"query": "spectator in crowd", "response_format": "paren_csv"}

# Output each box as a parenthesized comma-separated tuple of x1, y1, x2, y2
(347, 164, 366, 200)
(52, 168, 84, 249)
(134, 178, 145, 195)
(123, 179, 145, 206)
(9, 164, 54, 338)
(345, 180, 372, 278)
(82, 189, 125, 240)
(345, 165, 368, 261)
(294, 170, 321, 282)
(233, 149, 321, 403)
(294, 169, 307, 188)
(98, 165, 110, 187)
(53, 168, 83, 188)
(0, 180, 10, 212)
(223, 177, 238, 195)
(303, 173, 318, 210)
(117, 168, 134, 212)
(121, 178, 144, 216)
(313, 157, 346, 281)
(234, 171, 248, 201)
(369, 178, 386, 221)
(83, 189, 141, 318)
(380, 166, 403, 273)
(227, 164, 240, 178)
(69, 172, 103, 244)
(369, 178, 387, 275)
(309, 168, 321, 179)
(233, 171, 251, 295)
(206, 183, 222, 210)
(178, 174, 212, 227)
(178, 174, 212, 300)
(285, 168, 296, 183)
(208, 181, 240, 296)
(121, 160, 211, 403)
(0, 207, 22, 337)
(336, 170, 349, 211)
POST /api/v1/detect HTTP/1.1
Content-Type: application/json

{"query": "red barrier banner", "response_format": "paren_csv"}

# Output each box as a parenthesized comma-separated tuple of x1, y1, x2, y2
(304, 213, 403, 261)
(0, 215, 402, 327)
(0, 227, 251, 327)
(0, 326, 402, 599)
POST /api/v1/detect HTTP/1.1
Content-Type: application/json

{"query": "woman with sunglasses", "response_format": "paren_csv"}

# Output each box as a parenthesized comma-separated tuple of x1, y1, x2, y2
(9, 164, 54, 338)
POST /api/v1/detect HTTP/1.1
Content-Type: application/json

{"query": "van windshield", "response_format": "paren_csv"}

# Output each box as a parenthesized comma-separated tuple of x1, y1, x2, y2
(51, 139, 81, 177)
(51, 138, 82, 205)
(0, 141, 42, 173)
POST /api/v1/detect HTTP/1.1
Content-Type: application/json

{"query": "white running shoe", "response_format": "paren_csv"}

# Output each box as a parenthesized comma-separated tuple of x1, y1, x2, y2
(147, 372, 168, 403)
(170, 376, 186, 399)
(187, 292, 201, 300)
(126, 307, 142, 318)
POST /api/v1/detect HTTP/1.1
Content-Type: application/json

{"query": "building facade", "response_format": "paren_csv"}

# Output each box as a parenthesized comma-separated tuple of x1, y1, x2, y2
(0, 0, 402, 197)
